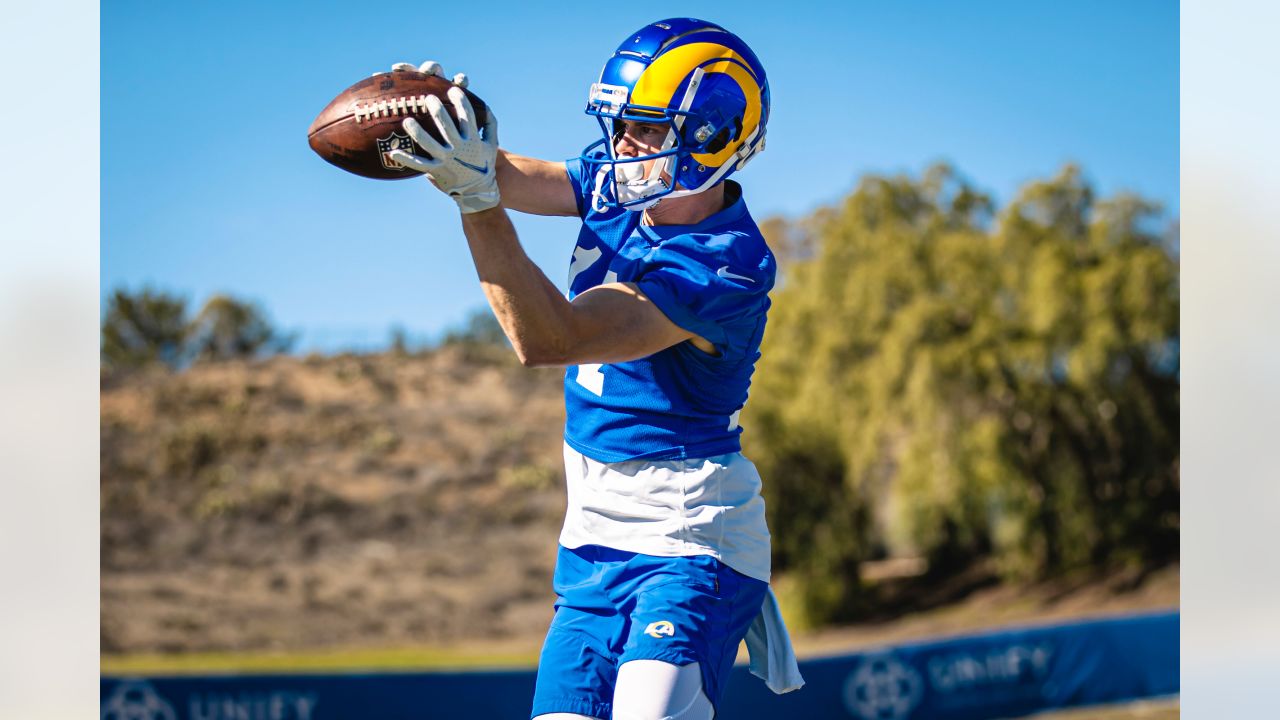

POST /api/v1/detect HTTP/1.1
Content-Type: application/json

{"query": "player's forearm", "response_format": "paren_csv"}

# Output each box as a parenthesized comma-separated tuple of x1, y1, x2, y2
(495, 151, 578, 217)
(459, 206, 576, 366)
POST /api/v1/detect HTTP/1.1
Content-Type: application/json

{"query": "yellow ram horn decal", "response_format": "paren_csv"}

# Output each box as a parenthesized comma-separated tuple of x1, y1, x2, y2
(631, 42, 762, 167)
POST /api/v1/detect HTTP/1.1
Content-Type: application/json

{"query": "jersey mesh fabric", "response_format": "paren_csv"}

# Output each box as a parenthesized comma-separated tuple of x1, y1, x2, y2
(562, 153, 776, 463)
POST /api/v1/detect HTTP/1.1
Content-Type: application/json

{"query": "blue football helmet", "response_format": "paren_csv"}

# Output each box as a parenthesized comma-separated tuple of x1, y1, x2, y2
(580, 18, 771, 212)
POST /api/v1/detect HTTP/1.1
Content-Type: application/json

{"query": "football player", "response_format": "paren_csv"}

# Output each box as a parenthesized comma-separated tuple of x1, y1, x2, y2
(388, 18, 803, 720)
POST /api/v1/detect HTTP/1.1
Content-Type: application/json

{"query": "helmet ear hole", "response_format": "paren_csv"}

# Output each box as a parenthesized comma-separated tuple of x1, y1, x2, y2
(704, 116, 745, 154)
(705, 127, 730, 154)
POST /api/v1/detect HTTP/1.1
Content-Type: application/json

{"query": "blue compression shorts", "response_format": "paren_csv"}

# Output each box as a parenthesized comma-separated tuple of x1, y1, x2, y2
(530, 544, 769, 719)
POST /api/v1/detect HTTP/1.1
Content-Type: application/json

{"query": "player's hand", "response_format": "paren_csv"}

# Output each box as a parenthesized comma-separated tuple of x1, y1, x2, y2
(381, 61, 500, 214)
(383, 60, 469, 88)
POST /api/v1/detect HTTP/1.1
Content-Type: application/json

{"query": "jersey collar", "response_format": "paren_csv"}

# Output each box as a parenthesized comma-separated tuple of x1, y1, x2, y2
(637, 181, 747, 242)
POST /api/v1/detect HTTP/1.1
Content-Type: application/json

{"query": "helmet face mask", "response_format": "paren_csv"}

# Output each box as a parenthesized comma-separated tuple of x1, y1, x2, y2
(583, 103, 684, 212)
(580, 18, 770, 212)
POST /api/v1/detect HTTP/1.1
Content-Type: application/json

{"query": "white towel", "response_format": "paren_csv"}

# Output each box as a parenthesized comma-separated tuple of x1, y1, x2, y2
(744, 587, 805, 694)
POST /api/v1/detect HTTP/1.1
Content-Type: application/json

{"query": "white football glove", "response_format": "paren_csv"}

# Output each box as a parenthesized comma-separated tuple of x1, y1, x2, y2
(385, 60, 469, 88)
(383, 60, 500, 214)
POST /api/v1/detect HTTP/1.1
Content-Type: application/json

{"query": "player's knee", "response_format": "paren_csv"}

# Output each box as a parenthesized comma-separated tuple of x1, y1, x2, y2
(612, 660, 715, 720)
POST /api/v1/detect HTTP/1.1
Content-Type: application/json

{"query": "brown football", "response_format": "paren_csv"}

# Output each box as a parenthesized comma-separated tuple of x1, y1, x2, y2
(307, 70, 490, 180)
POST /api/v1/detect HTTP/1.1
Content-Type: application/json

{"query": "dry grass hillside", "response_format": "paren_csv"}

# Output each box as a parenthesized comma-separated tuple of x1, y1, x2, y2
(101, 346, 1177, 664)
(101, 346, 568, 655)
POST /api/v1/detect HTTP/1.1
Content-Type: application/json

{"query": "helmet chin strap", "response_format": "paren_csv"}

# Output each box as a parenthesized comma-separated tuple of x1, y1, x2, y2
(591, 150, 675, 212)
(591, 161, 667, 213)
(618, 157, 671, 212)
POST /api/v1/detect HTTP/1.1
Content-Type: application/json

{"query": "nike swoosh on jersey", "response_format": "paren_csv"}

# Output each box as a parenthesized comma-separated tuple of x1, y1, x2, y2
(453, 158, 490, 174)
(716, 266, 755, 283)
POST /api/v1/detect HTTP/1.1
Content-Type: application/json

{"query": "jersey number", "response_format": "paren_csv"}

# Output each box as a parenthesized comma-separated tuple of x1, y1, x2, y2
(577, 363, 605, 396)
(571, 267, 615, 397)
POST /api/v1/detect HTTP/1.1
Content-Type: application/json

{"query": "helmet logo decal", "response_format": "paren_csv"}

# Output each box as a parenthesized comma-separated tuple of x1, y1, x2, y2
(631, 42, 758, 104)
(630, 43, 762, 167)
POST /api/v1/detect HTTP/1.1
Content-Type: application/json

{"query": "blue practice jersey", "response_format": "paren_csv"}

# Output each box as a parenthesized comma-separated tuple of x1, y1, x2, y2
(561, 155, 776, 462)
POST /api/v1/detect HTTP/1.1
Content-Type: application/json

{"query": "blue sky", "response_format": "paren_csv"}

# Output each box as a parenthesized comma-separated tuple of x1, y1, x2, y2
(102, 0, 1178, 352)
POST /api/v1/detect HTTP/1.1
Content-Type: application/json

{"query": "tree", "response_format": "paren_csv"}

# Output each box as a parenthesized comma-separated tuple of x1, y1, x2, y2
(103, 288, 296, 370)
(101, 288, 190, 370)
(389, 324, 410, 356)
(440, 308, 510, 348)
(187, 295, 294, 362)
(746, 164, 1179, 624)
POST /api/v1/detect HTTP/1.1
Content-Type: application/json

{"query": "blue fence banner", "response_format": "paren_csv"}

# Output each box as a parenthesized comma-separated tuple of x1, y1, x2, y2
(102, 610, 1178, 720)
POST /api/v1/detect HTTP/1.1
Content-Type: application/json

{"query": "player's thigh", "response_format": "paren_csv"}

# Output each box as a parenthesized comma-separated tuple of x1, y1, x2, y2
(532, 604, 619, 720)
(612, 659, 714, 720)
(532, 714, 605, 720)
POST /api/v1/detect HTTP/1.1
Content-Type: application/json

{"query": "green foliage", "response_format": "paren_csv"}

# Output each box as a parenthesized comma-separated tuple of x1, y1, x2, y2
(102, 288, 293, 370)
(437, 307, 514, 365)
(747, 164, 1179, 623)
(101, 288, 190, 370)
(389, 325, 411, 356)
(188, 295, 295, 362)
(440, 307, 510, 348)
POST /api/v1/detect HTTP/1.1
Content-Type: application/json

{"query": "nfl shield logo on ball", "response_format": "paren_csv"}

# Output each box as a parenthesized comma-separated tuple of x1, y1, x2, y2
(377, 132, 415, 170)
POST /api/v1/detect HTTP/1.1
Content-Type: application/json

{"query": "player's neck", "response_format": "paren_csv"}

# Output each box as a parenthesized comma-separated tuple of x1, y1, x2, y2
(642, 184, 727, 227)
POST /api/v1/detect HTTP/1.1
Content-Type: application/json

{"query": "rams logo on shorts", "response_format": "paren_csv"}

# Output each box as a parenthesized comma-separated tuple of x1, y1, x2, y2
(644, 620, 676, 639)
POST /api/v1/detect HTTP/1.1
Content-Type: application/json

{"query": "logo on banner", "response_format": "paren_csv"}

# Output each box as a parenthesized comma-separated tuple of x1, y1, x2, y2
(101, 680, 177, 720)
(927, 643, 1053, 694)
(842, 653, 924, 720)
(188, 691, 319, 719)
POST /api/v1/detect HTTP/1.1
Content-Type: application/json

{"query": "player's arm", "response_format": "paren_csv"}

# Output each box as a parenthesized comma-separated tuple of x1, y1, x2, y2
(389, 73, 687, 360)
(496, 150, 579, 217)
(383, 62, 576, 217)
(460, 207, 701, 366)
